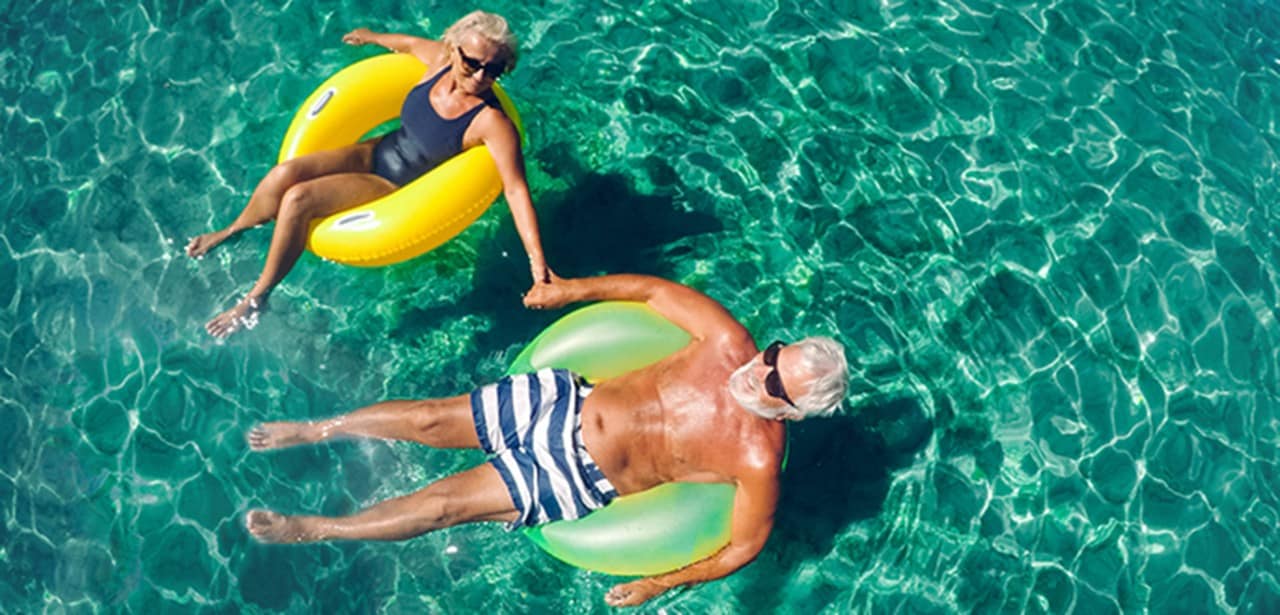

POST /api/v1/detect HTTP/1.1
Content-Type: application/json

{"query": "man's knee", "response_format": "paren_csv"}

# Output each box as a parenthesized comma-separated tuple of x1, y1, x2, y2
(415, 491, 465, 531)
(409, 396, 478, 447)
(410, 402, 447, 438)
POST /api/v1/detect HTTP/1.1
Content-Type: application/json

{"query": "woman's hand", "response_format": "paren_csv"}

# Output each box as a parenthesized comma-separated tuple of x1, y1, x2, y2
(529, 259, 552, 285)
(342, 28, 375, 46)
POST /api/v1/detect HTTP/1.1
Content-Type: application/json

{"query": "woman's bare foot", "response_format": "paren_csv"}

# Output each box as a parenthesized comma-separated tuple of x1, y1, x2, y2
(248, 422, 319, 451)
(186, 229, 232, 258)
(245, 510, 313, 543)
(205, 295, 263, 339)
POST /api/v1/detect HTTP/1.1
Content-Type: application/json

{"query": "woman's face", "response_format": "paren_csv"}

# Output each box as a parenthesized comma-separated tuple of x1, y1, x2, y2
(451, 34, 507, 95)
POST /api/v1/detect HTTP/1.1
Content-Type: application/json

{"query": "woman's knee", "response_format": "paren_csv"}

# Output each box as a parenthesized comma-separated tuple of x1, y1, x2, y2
(262, 161, 307, 193)
(278, 183, 321, 221)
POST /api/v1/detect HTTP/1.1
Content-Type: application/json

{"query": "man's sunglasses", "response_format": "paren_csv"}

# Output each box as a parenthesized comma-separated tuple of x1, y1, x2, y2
(457, 46, 507, 77)
(762, 341, 797, 408)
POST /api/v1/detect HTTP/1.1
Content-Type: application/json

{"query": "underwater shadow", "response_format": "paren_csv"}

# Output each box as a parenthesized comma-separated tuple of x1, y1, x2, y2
(536, 171, 723, 278)
(393, 169, 722, 357)
(738, 396, 933, 611)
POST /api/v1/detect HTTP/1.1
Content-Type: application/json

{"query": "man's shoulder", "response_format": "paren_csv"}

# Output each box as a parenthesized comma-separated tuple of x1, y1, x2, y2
(690, 328, 756, 367)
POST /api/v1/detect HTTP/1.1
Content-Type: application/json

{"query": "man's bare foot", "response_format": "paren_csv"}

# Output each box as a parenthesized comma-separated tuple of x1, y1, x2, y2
(245, 509, 312, 543)
(186, 229, 231, 258)
(205, 296, 263, 339)
(248, 422, 319, 451)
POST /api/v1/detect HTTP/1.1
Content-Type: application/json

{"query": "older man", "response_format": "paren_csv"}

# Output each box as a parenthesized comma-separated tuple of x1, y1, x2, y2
(244, 273, 848, 606)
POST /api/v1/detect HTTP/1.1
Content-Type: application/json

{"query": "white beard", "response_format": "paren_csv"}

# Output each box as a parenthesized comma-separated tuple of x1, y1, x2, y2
(728, 361, 778, 419)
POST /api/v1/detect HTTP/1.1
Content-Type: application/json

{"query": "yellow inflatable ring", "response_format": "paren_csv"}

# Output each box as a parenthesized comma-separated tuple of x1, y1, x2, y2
(277, 53, 524, 267)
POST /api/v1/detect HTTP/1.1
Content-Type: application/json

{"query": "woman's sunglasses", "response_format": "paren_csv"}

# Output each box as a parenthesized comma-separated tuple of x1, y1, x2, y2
(457, 46, 507, 77)
(762, 341, 797, 408)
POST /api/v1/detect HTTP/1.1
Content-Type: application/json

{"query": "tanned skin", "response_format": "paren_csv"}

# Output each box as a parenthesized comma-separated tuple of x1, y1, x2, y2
(246, 273, 812, 607)
(189, 27, 549, 338)
(525, 274, 800, 605)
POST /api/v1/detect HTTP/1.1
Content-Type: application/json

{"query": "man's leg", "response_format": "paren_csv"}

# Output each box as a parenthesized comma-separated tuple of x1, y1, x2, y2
(246, 463, 518, 543)
(248, 394, 481, 451)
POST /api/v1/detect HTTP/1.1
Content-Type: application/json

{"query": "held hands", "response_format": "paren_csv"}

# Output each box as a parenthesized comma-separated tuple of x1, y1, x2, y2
(605, 578, 670, 607)
(522, 272, 568, 310)
(342, 28, 374, 46)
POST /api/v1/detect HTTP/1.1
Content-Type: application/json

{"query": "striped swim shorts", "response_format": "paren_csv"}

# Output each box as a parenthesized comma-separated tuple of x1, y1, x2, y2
(470, 368, 619, 529)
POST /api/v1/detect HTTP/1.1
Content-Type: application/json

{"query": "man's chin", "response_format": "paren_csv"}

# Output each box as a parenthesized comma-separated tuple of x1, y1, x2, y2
(728, 373, 774, 418)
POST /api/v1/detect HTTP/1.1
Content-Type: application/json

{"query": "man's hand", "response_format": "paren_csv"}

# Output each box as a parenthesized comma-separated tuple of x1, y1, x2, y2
(342, 28, 374, 45)
(522, 273, 567, 310)
(605, 578, 669, 607)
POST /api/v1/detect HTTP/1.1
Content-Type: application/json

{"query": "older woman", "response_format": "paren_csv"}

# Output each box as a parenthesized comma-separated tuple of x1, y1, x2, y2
(188, 11, 547, 338)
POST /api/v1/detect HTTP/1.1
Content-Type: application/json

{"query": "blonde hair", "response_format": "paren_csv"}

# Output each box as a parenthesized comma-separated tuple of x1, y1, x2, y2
(443, 11, 518, 72)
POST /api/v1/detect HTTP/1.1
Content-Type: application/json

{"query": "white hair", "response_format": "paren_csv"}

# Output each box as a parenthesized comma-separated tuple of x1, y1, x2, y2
(790, 336, 848, 417)
(728, 361, 774, 418)
(728, 336, 849, 420)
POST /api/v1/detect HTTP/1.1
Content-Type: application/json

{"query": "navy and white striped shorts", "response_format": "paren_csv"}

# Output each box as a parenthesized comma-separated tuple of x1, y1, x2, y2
(470, 368, 619, 529)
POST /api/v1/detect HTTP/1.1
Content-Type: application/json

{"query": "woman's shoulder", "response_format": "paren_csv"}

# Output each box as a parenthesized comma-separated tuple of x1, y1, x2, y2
(407, 38, 450, 69)
(474, 97, 512, 125)
(469, 103, 520, 151)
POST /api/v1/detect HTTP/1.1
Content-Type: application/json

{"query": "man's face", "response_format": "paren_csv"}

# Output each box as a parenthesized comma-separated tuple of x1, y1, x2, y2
(728, 343, 807, 420)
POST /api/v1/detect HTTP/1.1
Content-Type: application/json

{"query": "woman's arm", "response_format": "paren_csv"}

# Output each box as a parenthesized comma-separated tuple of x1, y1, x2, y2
(476, 111, 550, 284)
(342, 28, 444, 68)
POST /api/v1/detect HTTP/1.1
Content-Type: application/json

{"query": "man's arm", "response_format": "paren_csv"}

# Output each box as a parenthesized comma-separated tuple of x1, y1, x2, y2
(603, 469, 779, 607)
(524, 274, 748, 343)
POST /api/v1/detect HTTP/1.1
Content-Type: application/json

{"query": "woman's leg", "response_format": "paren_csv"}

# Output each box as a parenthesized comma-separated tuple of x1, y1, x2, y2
(185, 141, 381, 258)
(245, 464, 519, 543)
(204, 169, 397, 338)
(246, 394, 482, 451)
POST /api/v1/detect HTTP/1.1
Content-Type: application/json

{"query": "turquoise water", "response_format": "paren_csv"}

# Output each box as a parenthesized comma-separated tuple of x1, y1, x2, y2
(3, 0, 1279, 612)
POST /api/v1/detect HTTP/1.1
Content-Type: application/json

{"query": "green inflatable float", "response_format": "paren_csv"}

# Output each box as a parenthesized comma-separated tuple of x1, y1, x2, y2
(506, 301, 736, 576)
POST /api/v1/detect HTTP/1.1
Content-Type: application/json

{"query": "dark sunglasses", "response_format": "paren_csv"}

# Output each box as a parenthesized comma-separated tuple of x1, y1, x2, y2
(457, 46, 507, 77)
(762, 341, 797, 408)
